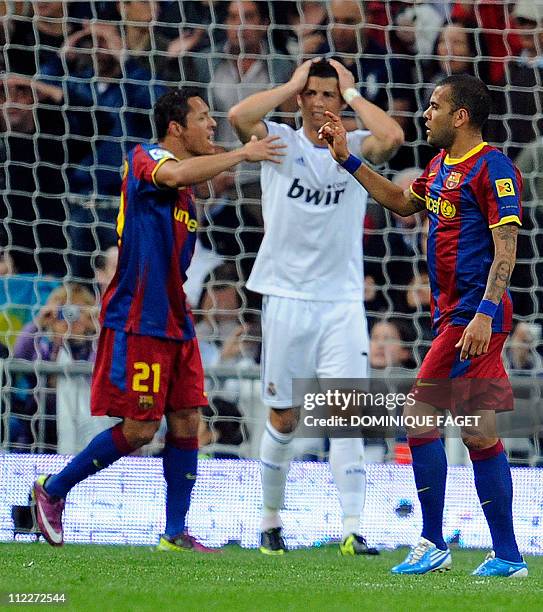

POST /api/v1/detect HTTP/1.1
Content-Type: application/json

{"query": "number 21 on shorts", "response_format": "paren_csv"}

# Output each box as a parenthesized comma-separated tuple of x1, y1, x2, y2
(132, 362, 161, 393)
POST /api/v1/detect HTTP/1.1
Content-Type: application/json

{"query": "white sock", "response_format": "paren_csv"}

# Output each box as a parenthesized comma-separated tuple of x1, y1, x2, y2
(260, 420, 293, 531)
(329, 437, 367, 538)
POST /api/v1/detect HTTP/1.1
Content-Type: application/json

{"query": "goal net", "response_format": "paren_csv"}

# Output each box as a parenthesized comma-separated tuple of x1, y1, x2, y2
(0, 0, 541, 464)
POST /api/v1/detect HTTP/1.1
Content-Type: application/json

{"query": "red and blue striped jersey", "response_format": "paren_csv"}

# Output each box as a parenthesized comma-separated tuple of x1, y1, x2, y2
(100, 143, 198, 341)
(410, 142, 522, 335)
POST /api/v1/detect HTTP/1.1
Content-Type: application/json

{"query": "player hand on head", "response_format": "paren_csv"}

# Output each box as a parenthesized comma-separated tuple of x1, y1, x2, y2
(328, 59, 356, 96)
(455, 313, 492, 361)
(318, 111, 350, 163)
(242, 135, 287, 164)
(288, 57, 322, 93)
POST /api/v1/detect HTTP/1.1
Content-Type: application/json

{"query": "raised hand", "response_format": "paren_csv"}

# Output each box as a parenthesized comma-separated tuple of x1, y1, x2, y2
(318, 111, 350, 163)
(288, 57, 321, 93)
(167, 29, 205, 56)
(328, 59, 356, 96)
(242, 135, 287, 163)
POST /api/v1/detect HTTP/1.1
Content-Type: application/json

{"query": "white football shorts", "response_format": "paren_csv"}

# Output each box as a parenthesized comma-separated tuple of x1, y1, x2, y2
(260, 295, 369, 408)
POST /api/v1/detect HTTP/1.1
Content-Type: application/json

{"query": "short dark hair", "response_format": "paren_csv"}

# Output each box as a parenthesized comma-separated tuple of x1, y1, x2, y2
(154, 88, 204, 139)
(227, 0, 269, 22)
(436, 74, 492, 130)
(307, 59, 339, 81)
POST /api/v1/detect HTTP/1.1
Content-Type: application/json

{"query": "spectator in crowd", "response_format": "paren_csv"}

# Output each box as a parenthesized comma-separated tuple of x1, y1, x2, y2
(315, 0, 414, 122)
(113, 1, 172, 78)
(406, 271, 431, 316)
(194, 263, 256, 457)
(362, 0, 407, 49)
(183, 232, 225, 309)
(314, 0, 414, 167)
(509, 137, 543, 318)
(450, 0, 522, 85)
(94, 246, 118, 298)
(195, 263, 258, 369)
(2, 1, 78, 76)
(420, 21, 502, 159)
(0, 246, 60, 351)
(9, 283, 97, 452)
(158, 0, 229, 82)
(506, 322, 542, 373)
(0, 248, 15, 276)
(272, 0, 327, 57)
(0, 3, 6, 72)
(0, 75, 69, 276)
(432, 22, 481, 81)
(369, 319, 415, 371)
(54, 300, 114, 456)
(36, 20, 167, 278)
(47, 285, 109, 455)
(504, 1, 543, 158)
(393, 2, 443, 57)
(405, 270, 433, 365)
(190, 0, 294, 278)
(40, 20, 167, 197)
(190, 0, 294, 151)
(364, 168, 427, 315)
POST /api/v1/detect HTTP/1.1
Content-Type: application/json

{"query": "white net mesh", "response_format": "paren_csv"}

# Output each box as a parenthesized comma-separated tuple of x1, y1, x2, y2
(0, 1, 542, 463)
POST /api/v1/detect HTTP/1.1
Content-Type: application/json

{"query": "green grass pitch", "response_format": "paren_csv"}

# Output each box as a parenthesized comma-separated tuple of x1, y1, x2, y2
(1, 543, 542, 611)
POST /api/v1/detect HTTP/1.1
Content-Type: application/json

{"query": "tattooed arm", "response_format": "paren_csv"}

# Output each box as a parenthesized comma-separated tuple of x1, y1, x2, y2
(483, 224, 518, 303)
(455, 223, 518, 361)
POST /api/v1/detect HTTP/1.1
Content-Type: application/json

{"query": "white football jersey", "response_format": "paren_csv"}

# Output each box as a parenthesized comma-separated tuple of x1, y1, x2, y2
(247, 121, 370, 301)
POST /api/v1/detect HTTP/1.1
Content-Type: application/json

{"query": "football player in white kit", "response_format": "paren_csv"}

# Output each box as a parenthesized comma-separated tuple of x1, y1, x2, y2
(229, 58, 404, 554)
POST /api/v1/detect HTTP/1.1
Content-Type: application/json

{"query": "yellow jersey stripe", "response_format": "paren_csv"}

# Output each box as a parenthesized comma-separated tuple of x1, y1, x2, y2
(444, 142, 487, 165)
(409, 185, 426, 202)
(116, 191, 126, 239)
(489, 215, 522, 229)
(151, 156, 177, 188)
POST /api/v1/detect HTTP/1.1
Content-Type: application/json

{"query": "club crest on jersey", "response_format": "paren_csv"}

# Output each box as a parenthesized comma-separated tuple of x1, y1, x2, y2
(266, 382, 277, 396)
(445, 171, 462, 189)
(138, 395, 154, 409)
(149, 148, 176, 161)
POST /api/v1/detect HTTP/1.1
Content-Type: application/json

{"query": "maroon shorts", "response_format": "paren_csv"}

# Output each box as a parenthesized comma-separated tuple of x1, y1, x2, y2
(91, 327, 207, 421)
(412, 325, 513, 413)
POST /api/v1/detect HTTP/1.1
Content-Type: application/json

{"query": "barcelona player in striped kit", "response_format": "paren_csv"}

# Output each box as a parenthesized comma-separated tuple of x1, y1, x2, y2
(32, 89, 285, 551)
(320, 75, 528, 577)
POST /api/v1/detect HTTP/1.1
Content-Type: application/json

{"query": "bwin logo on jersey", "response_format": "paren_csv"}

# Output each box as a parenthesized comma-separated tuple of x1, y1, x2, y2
(287, 177, 347, 206)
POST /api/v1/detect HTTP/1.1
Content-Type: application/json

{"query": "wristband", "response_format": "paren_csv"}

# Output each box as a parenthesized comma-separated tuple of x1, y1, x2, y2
(476, 299, 498, 319)
(342, 87, 361, 105)
(340, 154, 362, 175)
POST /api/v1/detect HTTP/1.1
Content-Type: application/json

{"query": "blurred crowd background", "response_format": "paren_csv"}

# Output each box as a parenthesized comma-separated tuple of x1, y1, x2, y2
(0, 1, 542, 460)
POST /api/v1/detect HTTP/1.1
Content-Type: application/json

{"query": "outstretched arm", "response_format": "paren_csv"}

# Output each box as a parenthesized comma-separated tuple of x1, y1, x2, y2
(228, 58, 317, 143)
(455, 224, 518, 361)
(2, 74, 64, 104)
(154, 135, 286, 189)
(328, 59, 404, 165)
(319, 111, 424, 216)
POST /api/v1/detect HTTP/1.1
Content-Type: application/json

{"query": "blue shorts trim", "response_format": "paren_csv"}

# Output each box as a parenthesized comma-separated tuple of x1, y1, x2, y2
(110, 330, 127, 391)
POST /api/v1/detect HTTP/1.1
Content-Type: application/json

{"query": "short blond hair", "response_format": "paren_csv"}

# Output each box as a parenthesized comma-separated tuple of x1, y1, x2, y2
(46, 283, 96, 307)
